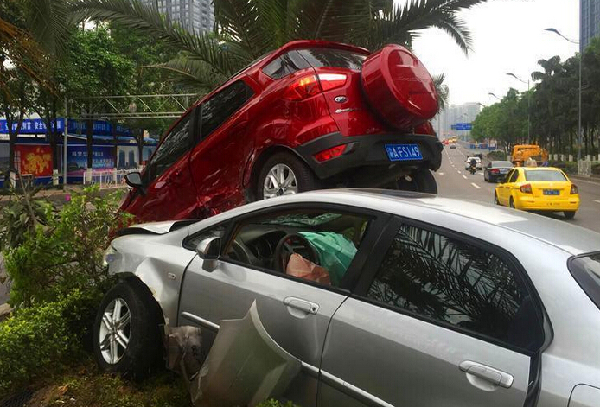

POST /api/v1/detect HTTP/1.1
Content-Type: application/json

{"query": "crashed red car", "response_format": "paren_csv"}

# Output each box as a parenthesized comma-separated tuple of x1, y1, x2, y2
(123, 40, 442, 222)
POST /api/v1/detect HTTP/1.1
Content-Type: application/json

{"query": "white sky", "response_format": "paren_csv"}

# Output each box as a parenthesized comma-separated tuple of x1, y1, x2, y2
(396, 0, 580, 105)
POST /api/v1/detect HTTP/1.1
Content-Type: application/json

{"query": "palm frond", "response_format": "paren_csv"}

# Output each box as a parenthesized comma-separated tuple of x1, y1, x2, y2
(433, 74, 449, 111)
(214, 0, 274, 59)
(150, 57, 228, 91)
(72, 0, 243, 76)
(23, 0, 71, 58)
(345, 0, 488, 53)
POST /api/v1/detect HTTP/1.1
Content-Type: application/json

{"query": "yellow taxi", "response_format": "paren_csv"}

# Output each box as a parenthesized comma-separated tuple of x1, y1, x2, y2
(494, 167, 579, 219)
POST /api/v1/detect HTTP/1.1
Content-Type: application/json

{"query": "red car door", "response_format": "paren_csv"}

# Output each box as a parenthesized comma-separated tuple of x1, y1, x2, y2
(124, 111, 198, 222)
(188, 79, 256, 217)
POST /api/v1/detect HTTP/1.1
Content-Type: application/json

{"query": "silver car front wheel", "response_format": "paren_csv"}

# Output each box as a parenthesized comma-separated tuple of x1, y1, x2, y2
(93, 280, 163, 378)
(98, 298, 131, 365)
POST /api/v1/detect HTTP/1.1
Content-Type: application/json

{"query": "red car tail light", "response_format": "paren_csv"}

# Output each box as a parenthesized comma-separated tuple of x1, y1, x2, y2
(284, 75, 322, 100)
(490, 169, 500, 174)
(520, 183, 533, 194)
(571, 184, 578, 194)
(314, 144, 347, 162)
(318, 73, 347, 91)
(284, 73, 348, 100)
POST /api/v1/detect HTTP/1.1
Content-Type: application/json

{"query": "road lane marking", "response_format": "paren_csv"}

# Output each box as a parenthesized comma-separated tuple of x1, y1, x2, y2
(438, 172, 445, 176)
(595, 200, 600, 204)
(462, 175, 468, 179)
(471, 183, 481, 189)
(457, 170, 462, 174)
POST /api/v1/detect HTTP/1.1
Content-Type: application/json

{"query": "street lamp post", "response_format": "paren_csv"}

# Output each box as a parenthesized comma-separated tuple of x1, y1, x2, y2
(506, 73, 530, 144)
(545, 28, 582, 163)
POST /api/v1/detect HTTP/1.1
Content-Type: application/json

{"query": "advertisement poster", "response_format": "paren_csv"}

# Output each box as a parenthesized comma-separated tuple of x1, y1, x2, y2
(117, 146, 139, 169)
(143, 146, 155, 163)
(15, 144, 53, 177)
(67, 145, 114, 176)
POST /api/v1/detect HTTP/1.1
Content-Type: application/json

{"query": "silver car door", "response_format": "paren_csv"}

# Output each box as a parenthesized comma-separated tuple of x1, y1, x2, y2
(318, 218, 546, 407)
(178, 207, 381, 407)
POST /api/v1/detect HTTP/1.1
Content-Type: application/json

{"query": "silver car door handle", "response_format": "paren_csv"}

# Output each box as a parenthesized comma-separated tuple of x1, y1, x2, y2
(283, 296, 319, 315)
(459, 360, 514, 389)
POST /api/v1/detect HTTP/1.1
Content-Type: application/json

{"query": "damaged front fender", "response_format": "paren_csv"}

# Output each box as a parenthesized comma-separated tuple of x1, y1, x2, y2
(108, 233, 197, 327)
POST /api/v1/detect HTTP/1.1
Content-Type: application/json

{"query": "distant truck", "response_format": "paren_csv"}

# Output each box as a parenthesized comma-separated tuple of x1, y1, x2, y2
(512, 144, 549, 166)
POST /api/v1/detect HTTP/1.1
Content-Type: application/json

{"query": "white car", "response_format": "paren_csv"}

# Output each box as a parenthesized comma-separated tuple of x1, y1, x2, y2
(465, 156, 482, 170)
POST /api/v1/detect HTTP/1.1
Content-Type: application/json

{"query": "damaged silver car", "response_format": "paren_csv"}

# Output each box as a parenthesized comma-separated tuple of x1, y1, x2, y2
(95, 189, 600, 407)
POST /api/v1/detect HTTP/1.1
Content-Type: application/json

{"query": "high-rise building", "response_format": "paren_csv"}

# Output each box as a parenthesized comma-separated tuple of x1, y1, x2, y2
(141, 0, 214, 34)
(431, 103, 482, 141)
(581, 0, 600, 52)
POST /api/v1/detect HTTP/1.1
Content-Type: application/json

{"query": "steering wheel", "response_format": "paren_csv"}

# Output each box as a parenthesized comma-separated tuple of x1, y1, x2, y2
(273, 233, 320, 272)
(227, 240, 254, 265)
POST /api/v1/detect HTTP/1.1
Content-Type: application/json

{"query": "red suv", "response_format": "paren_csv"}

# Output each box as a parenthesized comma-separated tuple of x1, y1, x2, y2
(123, 40, 442, 222)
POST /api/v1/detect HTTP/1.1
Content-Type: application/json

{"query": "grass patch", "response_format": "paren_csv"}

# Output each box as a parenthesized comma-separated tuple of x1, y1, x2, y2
(23, 358, 192, 407)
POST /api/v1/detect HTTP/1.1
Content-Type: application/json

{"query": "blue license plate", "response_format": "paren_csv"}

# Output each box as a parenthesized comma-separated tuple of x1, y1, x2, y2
(543, 189, 560, 195)
(385, 144, 423, 162)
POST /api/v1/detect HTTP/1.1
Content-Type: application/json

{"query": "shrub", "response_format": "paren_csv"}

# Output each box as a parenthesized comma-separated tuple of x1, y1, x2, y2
(487, 150, 507, 161)
(4, 185, 131, 306)
(0, 184, 55, 250)
(592, 162, 600, 175)
(0, 289, 102, 396)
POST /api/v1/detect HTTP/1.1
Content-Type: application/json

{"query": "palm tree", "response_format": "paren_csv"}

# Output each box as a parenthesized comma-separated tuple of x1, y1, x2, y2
(72, 0, 489, 93)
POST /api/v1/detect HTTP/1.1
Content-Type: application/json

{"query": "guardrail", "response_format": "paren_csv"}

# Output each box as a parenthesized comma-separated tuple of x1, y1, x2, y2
(84, 168, 142, 189)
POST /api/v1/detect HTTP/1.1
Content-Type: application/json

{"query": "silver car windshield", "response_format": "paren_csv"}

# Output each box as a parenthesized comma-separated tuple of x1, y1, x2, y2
(568, 253, 600, 311)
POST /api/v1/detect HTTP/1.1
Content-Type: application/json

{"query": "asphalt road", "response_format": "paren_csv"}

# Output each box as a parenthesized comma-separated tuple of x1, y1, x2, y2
(436, 145, 600, 233)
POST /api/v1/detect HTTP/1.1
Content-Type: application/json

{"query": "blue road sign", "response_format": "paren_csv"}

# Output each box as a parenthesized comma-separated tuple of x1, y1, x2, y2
(451, 123, 472, 131)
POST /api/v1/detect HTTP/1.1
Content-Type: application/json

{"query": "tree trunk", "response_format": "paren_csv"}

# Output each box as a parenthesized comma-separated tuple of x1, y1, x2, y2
(136, 130, 144, 168)
(86, 113, 94, 170)
(112, 121, 118, 169)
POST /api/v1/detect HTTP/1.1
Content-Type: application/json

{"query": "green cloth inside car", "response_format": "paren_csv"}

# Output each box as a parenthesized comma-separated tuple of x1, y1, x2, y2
(298, 231, 357, 286)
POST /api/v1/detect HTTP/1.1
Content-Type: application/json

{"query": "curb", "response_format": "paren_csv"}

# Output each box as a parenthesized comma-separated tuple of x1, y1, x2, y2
(570, 175, 600, 185)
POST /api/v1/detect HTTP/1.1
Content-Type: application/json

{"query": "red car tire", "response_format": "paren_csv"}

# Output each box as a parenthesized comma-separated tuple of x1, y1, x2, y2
(256, 152, 320, 200)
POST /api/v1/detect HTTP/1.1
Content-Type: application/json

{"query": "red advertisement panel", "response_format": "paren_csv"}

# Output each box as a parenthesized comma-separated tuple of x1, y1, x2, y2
(15, 144, 53, 177)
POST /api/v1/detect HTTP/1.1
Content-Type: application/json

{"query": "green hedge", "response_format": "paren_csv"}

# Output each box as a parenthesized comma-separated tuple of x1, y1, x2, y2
(0, 289, 101, 396)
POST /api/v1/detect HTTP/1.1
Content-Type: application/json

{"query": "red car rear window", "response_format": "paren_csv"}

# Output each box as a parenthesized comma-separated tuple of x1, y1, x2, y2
(263, 48, 367, 79)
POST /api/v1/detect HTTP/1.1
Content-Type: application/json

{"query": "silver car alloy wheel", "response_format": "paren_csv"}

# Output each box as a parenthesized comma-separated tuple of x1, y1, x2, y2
(98, 298, 131, 365)
(263, 163, 298, 199)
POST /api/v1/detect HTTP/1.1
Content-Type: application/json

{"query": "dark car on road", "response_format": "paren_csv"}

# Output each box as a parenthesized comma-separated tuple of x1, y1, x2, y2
(122, 40, 442, 222)
(484, 160, 514, 182)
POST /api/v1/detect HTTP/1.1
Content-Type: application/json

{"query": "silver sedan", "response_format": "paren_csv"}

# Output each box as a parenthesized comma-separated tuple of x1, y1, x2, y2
(95, 189, 600, 407)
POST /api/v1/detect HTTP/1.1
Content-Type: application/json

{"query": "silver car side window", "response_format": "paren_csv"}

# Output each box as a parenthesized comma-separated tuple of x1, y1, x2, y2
(221, 210, 370, 288)
(366, 224, 544, 352)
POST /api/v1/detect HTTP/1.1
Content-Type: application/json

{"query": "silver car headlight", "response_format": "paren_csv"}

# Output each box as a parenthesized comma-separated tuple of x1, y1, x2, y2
(103, 245, 117, 268)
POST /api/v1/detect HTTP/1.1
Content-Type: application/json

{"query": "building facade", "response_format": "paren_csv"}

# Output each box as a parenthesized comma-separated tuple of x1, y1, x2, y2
(141, 0, 214, 34)
(581, 0, 600, 52)
(431, 103, 482, 141)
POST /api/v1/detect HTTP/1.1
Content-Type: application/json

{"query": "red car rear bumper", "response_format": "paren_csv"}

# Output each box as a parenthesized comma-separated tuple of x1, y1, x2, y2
(295, 132, 443, 183)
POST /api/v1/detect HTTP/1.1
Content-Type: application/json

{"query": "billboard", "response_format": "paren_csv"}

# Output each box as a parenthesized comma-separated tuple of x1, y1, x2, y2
(117, 146, 139, 169)
(66, 145, 114, 176)
(15, 144, 53, 177)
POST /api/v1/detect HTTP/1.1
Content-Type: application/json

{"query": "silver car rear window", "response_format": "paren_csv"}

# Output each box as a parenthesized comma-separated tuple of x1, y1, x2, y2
(568, 253, 600, 310)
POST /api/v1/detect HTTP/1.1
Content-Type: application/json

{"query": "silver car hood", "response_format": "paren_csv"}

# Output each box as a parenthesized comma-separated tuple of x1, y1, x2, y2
(117, 219, 198, 236)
